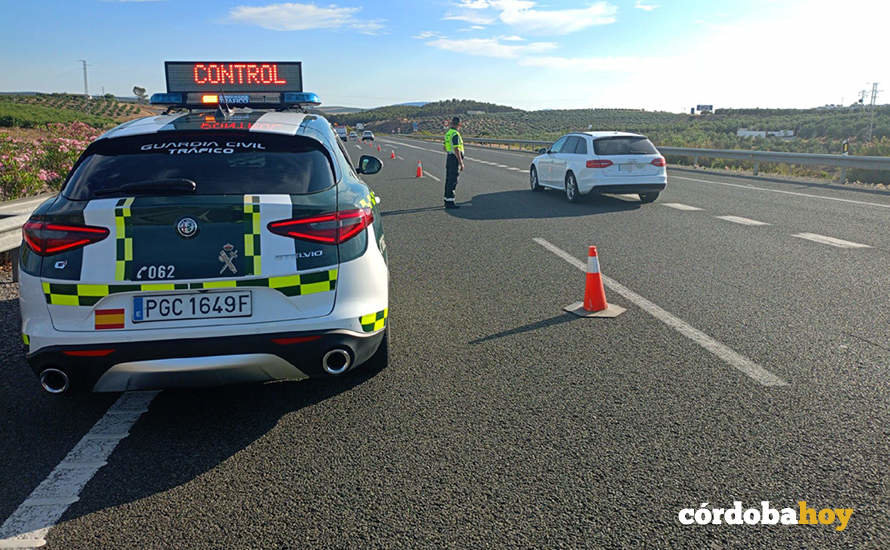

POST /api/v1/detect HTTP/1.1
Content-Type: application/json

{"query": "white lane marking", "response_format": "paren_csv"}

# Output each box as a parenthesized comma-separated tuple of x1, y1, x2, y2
(508, 167, 524, 172)
(662, 203, 703, 211)
(397, 156, 404, 160)
(0, 391, 159, 548)
(792, 233, 872, 248)
(534, 238, 788, 387)
(354, 145, 361, 150)
(379, 140, 444, 155)
(714, 215, 770, 226)
(424, 172, 441, 182)
(672, 175, 890, 210)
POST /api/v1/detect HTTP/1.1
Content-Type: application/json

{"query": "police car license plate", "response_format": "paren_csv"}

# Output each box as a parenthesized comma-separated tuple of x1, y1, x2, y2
(133, 291, 252, 323)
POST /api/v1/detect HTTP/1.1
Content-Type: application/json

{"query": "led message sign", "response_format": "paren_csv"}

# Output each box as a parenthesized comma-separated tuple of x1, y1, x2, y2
(165, 62, 303, 93)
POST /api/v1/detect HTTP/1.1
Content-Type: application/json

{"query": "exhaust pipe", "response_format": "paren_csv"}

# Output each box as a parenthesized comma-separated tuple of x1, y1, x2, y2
(40, 368, 70, 394)
(322, 349, 352, 375)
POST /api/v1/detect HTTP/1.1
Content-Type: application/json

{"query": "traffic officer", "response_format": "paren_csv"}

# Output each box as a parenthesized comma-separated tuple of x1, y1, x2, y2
(443, 116, 465, 209)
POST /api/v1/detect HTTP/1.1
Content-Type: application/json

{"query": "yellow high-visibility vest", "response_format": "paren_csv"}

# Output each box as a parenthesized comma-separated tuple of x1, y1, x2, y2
(444, 128, 464, 154)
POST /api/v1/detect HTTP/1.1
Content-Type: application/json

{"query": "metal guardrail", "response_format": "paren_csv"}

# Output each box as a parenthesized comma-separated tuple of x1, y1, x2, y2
(0, 195, 52, 281)
(444, 137, 890, 177)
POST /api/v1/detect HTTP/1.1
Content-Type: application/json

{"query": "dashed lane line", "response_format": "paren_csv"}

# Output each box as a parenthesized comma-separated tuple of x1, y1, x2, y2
(534, 238, 788, 387)
(672, 175, 890, 210)
(424, 172, 441, 182)
(661, 203, 703, 211)
(792, 233, 872, 249)
(714, 215, 770, 226)
(0, 391, 160, 548)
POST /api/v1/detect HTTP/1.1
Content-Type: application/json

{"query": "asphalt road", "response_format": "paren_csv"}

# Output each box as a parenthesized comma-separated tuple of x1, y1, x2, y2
(1, 136, 888, 548)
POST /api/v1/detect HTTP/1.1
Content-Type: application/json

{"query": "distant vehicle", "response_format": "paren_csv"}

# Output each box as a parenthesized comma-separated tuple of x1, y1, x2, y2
(361, 131, 375, 142)
(349, 132, 358, 140)
(335, 126, 348, 142)
(19, 61, 389, 394)
(529, 132, 666, 203)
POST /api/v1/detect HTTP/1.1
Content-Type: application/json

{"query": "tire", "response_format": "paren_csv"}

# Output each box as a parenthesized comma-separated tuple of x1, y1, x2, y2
(565, 172, 580, 202)
(530, 166, 542, 192)
(639, 192, 660, 203)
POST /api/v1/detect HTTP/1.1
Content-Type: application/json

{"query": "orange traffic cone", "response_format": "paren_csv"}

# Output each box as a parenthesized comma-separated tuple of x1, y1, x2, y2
(564, 246, 625, 318)
(377, 144, 381, 152)
(416, 160, 423, 178)
(390, 150, 396, 160)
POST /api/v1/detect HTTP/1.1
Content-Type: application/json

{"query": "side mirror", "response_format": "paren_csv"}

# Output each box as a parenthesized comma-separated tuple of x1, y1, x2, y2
(356, 155, 382, 175)
(537, 148, 547, 155)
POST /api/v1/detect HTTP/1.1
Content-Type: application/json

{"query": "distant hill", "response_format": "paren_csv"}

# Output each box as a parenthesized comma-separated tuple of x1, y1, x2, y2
(327, 99, 519, 127)
(317, 105, 365, 115)
(0, 93, 154, 128)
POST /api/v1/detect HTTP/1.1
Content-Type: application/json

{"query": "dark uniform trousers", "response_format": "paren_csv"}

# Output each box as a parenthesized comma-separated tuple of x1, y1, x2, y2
(444, 153, 459, 202)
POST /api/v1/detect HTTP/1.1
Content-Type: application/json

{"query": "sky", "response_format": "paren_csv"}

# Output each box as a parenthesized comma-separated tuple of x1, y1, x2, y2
(1, 0, 888, 112)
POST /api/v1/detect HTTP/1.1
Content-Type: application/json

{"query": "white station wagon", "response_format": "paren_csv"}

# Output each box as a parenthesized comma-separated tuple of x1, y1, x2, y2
(529, 131, 667, 203)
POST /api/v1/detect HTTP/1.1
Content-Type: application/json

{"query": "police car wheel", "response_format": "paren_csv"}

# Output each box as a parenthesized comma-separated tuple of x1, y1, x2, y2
(639, 192, 660, 204)
(565, 173, 580, 202)
(530, 167, 542, 192)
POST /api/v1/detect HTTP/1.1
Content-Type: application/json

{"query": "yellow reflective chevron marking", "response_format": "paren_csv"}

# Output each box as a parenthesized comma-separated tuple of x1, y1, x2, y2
(243, 195, 262, 276)
(268, 274, 300, 288)
(202, 280, 237, 289)
(360, 308, 387, 332)
(42, 269, 338, 306)
(77, 284, 110, 296)
(139, 283, 176, 291)
(114, 197, 135, 281)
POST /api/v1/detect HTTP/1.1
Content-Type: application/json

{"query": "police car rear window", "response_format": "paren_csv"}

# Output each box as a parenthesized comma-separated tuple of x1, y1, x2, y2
(593, 137, 658, 156)
(63, 132, 335, 200)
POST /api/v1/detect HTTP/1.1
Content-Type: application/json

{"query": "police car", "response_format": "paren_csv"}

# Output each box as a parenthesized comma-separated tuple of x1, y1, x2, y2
(19, 61, 389, 394)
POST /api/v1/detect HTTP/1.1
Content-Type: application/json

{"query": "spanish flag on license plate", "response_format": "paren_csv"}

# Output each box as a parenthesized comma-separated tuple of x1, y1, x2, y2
(95, 308, 125, 330)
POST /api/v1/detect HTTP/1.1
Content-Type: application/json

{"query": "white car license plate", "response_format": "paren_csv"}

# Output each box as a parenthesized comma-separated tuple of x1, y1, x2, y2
(133, 291, 252, 323)
(619, 163, 641, 172)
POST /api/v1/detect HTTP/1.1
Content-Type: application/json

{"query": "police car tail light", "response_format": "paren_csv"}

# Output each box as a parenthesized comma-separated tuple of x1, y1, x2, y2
(651, 157, 666, 167)
(22, 221, 110, 256)
(586, 159, 613, 168)
(267, 208, 374, 244)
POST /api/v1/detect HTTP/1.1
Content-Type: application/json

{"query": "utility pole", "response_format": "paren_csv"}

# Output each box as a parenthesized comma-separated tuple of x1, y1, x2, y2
(866, 82, 880, 141)
(78, 59, 89, 99)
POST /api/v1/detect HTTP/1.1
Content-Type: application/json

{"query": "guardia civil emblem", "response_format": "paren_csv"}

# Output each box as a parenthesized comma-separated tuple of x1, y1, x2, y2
(218, 244, 238, 274)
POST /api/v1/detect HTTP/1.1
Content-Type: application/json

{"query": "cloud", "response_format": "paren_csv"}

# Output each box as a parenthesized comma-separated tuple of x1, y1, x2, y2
(413, 30, 442, 39)
(443, 12, 497, 25)
(425, 37, 556, 58)
(495, 1, 617, 34)
(445, 1, 617, 35)
(456, 0, 492, 8)
(634, 1, 658, 11)
(228, 2, 384, 34)
(520, 55, 666, 72)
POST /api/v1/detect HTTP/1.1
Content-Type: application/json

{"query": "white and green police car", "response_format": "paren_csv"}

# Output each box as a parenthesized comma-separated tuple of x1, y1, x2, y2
(19, 62, 389, 393)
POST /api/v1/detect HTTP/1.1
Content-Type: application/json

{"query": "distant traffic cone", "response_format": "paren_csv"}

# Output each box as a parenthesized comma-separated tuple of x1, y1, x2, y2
(377, 144, 381, 152)
(416, 160, 423, 178)
(564, 246, 625, 318)
(390, 150, 396, 160)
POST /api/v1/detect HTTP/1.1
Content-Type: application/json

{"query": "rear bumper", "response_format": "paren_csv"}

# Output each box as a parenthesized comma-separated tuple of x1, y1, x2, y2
(586, 183, 666, 195)
(26, 329, 384, 392)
